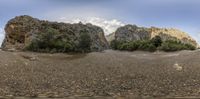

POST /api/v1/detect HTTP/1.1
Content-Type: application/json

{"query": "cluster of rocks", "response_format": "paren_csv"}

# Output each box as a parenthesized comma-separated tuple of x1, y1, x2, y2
(1, 15, 198, 52)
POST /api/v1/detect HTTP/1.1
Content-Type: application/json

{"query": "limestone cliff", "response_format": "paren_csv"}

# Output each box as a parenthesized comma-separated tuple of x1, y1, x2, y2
(1, 15, 109, 51)
(114, 25, 198, 47)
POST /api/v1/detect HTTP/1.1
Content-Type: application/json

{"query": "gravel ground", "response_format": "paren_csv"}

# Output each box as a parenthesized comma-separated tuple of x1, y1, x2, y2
(0, 50, 200, 98)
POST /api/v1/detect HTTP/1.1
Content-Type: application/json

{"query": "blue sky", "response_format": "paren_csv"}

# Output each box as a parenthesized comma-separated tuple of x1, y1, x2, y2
(0, 0, 200, 44)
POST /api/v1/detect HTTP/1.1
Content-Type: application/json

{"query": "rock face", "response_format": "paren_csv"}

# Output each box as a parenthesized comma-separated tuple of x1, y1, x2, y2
(106, 33, 115, 43)
(2, 15, 109, 51)
(149, 27, 198, 46)
(115, 25, 150, 41)
(114, 25, 198, 47)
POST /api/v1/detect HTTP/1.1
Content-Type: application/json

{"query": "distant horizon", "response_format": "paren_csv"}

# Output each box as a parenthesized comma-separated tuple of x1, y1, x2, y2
(1, 0, 200, 44)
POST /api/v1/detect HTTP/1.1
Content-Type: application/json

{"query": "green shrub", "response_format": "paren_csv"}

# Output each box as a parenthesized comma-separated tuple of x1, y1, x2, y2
(159, 40, 196, 51)
(25, 40, 40, 51)
(110, 40, 156, 52)
(151, 36, 162, 47)
(26, 27, 75, 53)
(110, 40, 125, 50)
(184, 43, 196, 50)
(110, 36, 196, 52)
(128, 41, 139, 51)
(110, 40, 118, 50)
(77, 31, 92, 53)
(26, 28, 94, 53)
(137, 40, 156, 52)
(118, 42, 129, 50)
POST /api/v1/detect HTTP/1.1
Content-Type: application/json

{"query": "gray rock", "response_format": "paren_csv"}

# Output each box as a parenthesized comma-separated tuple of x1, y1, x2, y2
(2, 15, 109, 52)
(113, 25, 198, 47)
(115, 25, 150, 42)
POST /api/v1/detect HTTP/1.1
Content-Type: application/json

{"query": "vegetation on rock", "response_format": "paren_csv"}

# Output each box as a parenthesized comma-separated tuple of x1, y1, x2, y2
(2, 15, 109, 53)
(2, 16, 198, 53)
(151, 36, 162, 47)
(113, 25, 198, 48)
(26, 28, 93, 53)
(159, 40, 196, 51)
(111, 40, 156, 52)
(77, 30, 92, 53)
(111, 36, 196, 52)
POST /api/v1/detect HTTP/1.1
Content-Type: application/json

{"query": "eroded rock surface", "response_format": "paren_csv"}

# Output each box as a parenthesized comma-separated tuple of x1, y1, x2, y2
(2, 15, 109, 51)
(113, 25, 198, 47)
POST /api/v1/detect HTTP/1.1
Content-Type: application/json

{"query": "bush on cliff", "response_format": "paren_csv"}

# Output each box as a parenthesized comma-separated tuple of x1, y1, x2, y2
(159, 40, 196, 51)
(151, 36, 162, 47)
(26, 28, 92, 53)
(137, 40, 157, 52)
(111, 36, 196, 52)
(110, 40, 125, 50)
(77, 30, 92, 53)
(111, 40, 156, 52)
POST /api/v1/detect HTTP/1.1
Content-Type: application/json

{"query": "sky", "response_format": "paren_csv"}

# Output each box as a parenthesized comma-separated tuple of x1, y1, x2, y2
(0, 0, 200, 44)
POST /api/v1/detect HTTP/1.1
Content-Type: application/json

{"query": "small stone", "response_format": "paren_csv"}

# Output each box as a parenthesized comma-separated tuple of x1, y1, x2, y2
(24, 62, 28, 66)
(173, 63, 183, 71)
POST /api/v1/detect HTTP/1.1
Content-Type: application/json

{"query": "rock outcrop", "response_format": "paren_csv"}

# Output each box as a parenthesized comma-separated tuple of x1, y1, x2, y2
(1, 15, 109, 51)
(114, 25, 198, 47)
(115, 25, 150, 41)
(149, 27, 198, 46)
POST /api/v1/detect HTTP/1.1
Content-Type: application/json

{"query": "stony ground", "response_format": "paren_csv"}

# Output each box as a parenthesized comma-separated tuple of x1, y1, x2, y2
(0, 50, 200, 99)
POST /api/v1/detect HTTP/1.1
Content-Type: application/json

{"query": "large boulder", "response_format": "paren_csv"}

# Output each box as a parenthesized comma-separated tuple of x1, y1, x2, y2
(114, 25, 198, 47)
(1, 15, 109, 52)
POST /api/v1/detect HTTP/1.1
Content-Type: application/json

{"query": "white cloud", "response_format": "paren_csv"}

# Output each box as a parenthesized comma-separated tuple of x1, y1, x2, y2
(197, 33, 200, 44)
(192, 32, 200, 47)
(42, 5, 123, 35)
(0, 28, 5, 46)
(198, 33, 200, 38)
(58, 17, 125, 35)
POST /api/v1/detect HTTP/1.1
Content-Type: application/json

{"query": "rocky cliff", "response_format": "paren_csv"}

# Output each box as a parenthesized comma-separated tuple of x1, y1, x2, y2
(114, 25, 198, 47)
(1, 15, 109, 52)
(149, 27, 198, 46)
